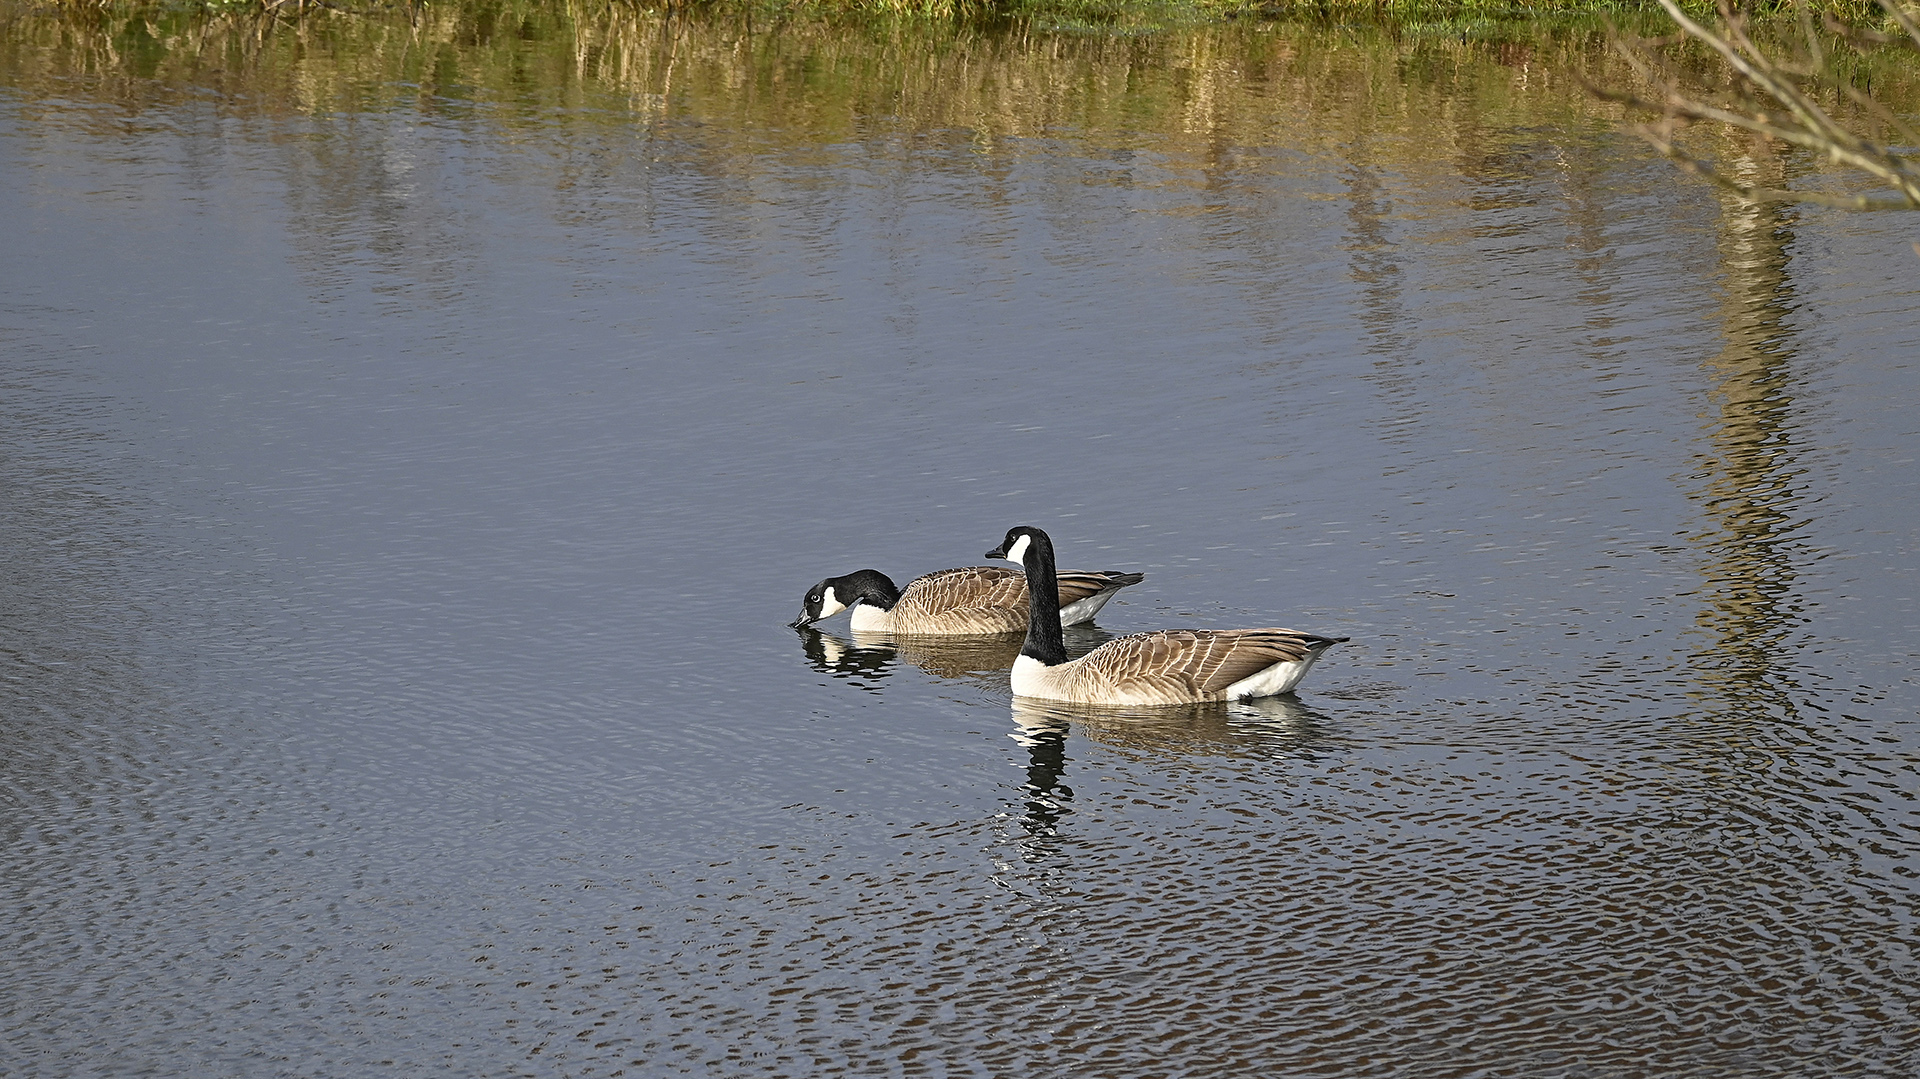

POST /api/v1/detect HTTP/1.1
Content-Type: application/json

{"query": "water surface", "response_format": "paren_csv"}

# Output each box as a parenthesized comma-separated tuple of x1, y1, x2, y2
(3, 6, 1919, 1076)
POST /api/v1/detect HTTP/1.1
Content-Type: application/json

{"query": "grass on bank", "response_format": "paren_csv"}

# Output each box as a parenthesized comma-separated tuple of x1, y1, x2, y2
(23, 0, 1920, 209)
(25, 0, 1914, 26)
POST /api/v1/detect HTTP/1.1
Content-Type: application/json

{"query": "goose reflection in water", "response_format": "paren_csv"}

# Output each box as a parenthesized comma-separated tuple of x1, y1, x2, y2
(796, 624, 1116, 692)
(1004, 694, 1337, 849)
(1009, 694, 1333, 761)
(796, 626, 898, 688)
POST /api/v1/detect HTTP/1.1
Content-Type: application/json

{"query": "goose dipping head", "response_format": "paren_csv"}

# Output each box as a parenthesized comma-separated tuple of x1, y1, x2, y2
(788, 569, 900, 630)
(791, 555, 1143, 635)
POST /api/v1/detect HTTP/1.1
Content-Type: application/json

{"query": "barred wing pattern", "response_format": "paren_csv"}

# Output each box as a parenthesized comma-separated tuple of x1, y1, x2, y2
(1054, 570, 1145, 608)
(1041, 629, 1331, 706)
(886, 567, 1142, 634)
(892, 567, 1031, 634)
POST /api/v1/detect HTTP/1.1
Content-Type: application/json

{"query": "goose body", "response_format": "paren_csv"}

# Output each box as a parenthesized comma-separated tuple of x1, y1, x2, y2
(789, 565, 1144, 636)
(987, 525, 1347, 705)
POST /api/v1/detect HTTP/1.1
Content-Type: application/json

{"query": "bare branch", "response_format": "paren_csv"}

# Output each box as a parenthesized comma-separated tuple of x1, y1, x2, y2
(1639, 124, 1918, 208)
(1591, 1, 1920, 210)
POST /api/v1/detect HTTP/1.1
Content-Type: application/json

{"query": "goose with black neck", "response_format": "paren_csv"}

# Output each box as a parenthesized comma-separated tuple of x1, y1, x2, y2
(987, 525, 1348, 705)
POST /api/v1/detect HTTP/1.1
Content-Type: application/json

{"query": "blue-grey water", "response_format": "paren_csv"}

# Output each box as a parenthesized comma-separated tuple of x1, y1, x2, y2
(3, 8, 1919, 1076)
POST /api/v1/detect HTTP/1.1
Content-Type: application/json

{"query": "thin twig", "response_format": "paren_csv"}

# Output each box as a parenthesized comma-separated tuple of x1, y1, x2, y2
(1592, 0, 1920, 210)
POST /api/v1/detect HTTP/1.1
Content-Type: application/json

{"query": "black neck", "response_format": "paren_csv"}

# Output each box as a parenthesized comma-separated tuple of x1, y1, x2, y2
(1018, 534, 1069, 666)
(839, 570, 900, 611)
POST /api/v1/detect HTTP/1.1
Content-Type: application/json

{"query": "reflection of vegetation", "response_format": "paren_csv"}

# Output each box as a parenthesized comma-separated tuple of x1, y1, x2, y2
(0, 2, 1655, 137)
(32, 0, 1916, 22)
(1685, 181, 1811, 713)
(1594, 0, 1920, 209)
(16, 0, 1920, 156)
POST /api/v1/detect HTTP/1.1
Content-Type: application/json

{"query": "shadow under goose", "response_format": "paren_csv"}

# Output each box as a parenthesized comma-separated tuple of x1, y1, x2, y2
(799, 623, 1116, 692)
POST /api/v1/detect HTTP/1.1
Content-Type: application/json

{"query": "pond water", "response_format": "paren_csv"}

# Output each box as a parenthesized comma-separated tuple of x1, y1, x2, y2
(3, 4, 1919, 1076)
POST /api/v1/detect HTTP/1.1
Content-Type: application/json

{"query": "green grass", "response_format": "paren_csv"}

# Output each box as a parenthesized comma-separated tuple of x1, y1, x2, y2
(19, 0, 1912, 47)
(25, 0, 1908, 18)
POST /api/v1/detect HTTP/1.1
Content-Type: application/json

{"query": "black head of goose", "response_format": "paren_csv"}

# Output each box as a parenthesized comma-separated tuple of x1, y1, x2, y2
(987, 525, 1348, 705)
(789, 563, 1144, 636)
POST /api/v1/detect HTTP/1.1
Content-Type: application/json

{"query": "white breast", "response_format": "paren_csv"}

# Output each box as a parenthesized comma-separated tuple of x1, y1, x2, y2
(1009, 654, 1049, 696)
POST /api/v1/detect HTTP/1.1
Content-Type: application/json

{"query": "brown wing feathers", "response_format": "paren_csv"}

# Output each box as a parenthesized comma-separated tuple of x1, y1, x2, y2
(904, 567, 1140, 615)
(1183, 630, 1320, 694)
(1054, 570, 1146, 607)
(1075, 629, 1325, 699)
(901, 567, 1027, 617)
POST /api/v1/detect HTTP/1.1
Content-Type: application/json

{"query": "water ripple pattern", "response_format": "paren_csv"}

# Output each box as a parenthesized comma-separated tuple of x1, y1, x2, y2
(3, 9, 1919, 1078)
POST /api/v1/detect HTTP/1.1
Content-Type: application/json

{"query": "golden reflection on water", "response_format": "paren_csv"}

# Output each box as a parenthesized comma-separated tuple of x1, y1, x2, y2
(1, 4, 1663, 147)
(1686, 146, 1813, 715)
(11, 2, 1917, 210)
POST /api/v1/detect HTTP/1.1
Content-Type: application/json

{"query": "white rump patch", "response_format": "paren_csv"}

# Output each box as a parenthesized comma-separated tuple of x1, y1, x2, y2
(1059, 589, 1118, 626)
(1223, 649, 1329, 700)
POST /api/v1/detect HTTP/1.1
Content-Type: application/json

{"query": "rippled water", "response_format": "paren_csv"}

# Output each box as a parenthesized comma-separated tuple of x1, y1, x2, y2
(4, 5, 1919, 1076)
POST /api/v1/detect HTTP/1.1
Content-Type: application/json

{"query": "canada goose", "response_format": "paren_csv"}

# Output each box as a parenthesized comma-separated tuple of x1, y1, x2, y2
(788, 565, 1144, 635)
(987, 525, 1348, 705)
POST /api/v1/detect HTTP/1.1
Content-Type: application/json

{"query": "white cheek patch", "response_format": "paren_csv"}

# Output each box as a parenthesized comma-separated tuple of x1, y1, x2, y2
(1003, 534, 1031, 564)
(817, 585, 848, 619)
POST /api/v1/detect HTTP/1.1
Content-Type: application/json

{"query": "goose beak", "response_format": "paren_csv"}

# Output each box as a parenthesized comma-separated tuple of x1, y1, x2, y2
(985, 543, 1008, 559)
(789, 613, 816, 630)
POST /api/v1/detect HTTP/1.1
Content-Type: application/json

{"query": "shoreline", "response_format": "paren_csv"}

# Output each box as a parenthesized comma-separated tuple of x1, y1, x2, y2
(23, 0, 1906, 27)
